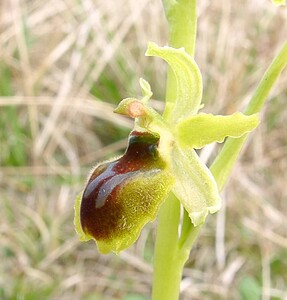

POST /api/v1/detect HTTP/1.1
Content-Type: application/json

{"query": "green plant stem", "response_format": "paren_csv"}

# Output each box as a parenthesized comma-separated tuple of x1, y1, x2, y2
(163, 0, 197, 120)
(163, 0, 197, 55)
(152, 193, 182, 300)
(152, 1, 197, 299)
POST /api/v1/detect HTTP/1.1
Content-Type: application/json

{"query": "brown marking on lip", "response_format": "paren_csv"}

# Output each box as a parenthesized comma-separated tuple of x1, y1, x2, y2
(80, 130, 164, 240)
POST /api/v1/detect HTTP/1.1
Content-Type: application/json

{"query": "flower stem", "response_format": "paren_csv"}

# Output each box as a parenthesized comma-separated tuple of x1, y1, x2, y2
(152, 193, 182, 300)
(152, 1, 198, 299)
(163, 0, 197, 56)
(163, 0, 197, 120)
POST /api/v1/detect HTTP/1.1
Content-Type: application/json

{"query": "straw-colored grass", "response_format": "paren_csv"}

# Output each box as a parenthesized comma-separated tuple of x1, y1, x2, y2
(0, 0, 287, 299)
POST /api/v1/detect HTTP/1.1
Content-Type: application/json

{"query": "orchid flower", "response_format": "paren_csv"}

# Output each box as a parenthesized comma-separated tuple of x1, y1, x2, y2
(74, 42, 259, 254)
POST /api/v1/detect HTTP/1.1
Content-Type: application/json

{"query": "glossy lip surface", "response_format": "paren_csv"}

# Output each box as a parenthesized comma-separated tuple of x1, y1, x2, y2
(80, 131, 161, 240)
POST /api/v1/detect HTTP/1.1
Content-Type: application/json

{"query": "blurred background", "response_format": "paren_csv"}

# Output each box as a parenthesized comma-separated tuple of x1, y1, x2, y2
(0, 0, 287, 299)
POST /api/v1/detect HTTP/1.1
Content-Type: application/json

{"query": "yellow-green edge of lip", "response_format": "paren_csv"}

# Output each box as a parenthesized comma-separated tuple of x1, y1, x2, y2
(74, 192, 92, 242)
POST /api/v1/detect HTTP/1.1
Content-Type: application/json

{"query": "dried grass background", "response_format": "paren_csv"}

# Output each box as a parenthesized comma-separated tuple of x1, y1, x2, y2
(0, 0, 287, 299)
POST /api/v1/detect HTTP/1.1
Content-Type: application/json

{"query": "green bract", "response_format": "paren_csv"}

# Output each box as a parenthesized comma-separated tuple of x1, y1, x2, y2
(74, 42, 259, 253)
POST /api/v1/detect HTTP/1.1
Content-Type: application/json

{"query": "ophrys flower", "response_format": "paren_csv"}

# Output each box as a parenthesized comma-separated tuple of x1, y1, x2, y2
(75, 42, 259, 254)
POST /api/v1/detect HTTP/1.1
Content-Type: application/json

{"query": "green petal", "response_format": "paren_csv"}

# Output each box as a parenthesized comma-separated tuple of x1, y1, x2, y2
(176, 112, 259, 149)
(171, 145, 221, 226)
(271, 0, 286, 6)
(139, 78, 153, 103)
(145, 42, 202, 123)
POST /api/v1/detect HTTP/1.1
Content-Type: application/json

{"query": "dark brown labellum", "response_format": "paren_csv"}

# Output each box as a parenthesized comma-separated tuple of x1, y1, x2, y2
(80, 131, 165, 242)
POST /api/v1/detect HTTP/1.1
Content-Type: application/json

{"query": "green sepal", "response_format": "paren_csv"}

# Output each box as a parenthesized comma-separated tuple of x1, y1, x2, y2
(171, 145, 221, 226)
(176, 112, 260, 149)
(145, 42, 202, 123)
(271, 0, 286, 6)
